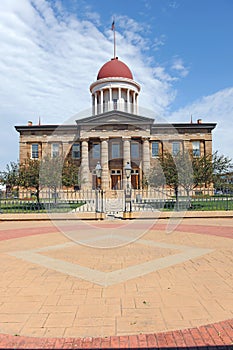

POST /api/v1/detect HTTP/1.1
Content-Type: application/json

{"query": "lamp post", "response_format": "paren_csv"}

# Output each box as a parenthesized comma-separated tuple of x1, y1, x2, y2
(95, 161, 102, 189)
(124, 161, 132, 212)
(95, 161, 102, 213)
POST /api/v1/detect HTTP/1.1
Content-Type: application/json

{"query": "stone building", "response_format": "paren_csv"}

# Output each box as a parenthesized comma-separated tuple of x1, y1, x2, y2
(15, 57, 216, 191)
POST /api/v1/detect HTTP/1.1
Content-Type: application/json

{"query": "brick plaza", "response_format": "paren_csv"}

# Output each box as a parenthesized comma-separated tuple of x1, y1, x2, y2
(0, 215, 232, 348)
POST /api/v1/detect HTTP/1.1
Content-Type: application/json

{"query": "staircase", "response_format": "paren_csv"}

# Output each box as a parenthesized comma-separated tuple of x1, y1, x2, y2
(105, 190, 125, 217)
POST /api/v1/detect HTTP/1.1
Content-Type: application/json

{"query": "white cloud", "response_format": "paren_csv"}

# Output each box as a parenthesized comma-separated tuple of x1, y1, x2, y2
(167, 87, 233, 161)
(0, 0, 181, 169)
(152, 35, 166, 51)
(3, 0, 230, 172)
(171, 57, 189, 77)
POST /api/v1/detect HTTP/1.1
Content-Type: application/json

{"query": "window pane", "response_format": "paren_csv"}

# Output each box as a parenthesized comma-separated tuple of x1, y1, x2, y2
(31, 144, 39, 159)
(152, 141, 159, 157)
(172, 142, 180, 156)
(112, 143, 120, 159)
(192, 141, 200, 157)
(92, 143, 100, 159)
(72, 143, 80, 159)
(131, 143, 139, 159)
(52, 143, 59, 158)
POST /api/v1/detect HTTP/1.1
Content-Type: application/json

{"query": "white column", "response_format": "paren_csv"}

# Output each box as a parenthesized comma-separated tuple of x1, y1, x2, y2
(142, 137, 150, 184)
(127, 89, 130, 113)
(133, 91, 136, 114)
(100, 90, 103, 114)
(123, 137, 131, 189)
(92, 94, 95, 115)
(100, 138, 109, 190)
(80, 139, 90, 190)
(119, 87, 121, 111)
(94, 93, 97, 115)
(109, 88, 112, 111)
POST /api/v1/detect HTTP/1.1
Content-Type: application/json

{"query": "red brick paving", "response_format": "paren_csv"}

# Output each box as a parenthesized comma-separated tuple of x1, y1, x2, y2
(0, 222, 232, 348)
(0, 225, 59, 241)
(0, 222, 232, 241)
(0, 320, 232, 348)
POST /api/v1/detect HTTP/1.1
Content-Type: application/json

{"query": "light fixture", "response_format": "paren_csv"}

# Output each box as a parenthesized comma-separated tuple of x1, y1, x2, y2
(124, 161, 132, 179)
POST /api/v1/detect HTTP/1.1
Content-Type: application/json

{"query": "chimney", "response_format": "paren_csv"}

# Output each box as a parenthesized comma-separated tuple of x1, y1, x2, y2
(28, 121, 33, 126)
(197, 119, 202, 124)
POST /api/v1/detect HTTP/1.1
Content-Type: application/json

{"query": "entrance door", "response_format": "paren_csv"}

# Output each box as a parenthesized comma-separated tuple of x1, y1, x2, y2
(111, 170, 122, 190)
(131, 169, 140, 189)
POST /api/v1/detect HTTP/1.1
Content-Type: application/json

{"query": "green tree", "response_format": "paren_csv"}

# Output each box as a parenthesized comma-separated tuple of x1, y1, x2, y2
(19, 158, 41, 202)
(39, 156, 64, 202)
(62, 159, 80, 190)
(149, 151, 233, 203)
(0, 161, 20, 197)
(192, 154, 213, 188)
(149, 153, 179, 201)
(18, 156, 81, 202)
(212, 152, 233, 192)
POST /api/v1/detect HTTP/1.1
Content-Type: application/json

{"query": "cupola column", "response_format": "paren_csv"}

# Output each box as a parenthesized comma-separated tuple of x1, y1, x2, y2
(100, 90, 104, 114)
(94, 93, 98, 115)
(133, 91, 136, 114)
(92, 94, 94, 115)
(127, 89, 130, 113)
(118, 87, 121, 111)
(109, 87, 113, 111)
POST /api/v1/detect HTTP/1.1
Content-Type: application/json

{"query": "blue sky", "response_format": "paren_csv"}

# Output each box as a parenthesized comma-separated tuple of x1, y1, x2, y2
(0, 0, 233, 169)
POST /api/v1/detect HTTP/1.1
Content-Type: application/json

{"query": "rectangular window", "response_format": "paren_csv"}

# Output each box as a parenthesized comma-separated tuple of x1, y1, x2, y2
(152, 141, 159, 157)
(112, 143, 120, 159)
(51, 143, 60, 158)
(72, 143, 80, 159)
(172, 142, 180, 156)
(31, 144, 39, 159)
(92, 143, 100, 159)
(131, 142, 139, 159)
(192, 141, 200, 157)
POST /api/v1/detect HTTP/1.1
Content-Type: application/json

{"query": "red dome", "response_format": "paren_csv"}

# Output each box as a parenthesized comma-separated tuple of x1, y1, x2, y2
(97, 58, 133, 80)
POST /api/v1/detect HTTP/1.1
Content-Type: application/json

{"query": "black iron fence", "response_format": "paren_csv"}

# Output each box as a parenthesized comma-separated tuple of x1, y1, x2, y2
(0, 189, 232, 214)
(132, 196, 233, 212)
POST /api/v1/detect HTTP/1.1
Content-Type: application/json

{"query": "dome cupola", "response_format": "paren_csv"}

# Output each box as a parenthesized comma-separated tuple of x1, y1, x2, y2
(97, 57, 133, 80)
(90, 57, 140, 116)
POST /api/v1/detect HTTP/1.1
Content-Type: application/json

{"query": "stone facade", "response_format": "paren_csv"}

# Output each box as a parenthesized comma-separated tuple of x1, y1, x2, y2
(15, 112, 216, 191)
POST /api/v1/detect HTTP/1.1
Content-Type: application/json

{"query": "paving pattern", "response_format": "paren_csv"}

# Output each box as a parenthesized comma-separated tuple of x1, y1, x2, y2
(0, 217, 232, 348)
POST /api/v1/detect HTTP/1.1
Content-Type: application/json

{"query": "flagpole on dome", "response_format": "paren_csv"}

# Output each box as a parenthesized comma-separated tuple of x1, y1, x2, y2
(111, 18, 116, 58)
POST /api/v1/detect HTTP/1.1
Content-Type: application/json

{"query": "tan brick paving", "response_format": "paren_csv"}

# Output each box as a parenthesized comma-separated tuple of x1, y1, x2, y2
(0, 218, 232, 339)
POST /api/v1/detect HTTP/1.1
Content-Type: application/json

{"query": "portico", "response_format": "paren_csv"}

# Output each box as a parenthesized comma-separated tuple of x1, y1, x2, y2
(77, 111, 153, 190)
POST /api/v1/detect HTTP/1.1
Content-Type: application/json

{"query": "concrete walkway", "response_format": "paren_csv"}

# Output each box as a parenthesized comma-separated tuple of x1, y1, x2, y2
(0, 216, 232, 348)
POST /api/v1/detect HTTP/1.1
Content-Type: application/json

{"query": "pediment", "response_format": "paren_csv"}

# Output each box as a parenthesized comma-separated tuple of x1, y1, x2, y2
(76, 111, 154, 127)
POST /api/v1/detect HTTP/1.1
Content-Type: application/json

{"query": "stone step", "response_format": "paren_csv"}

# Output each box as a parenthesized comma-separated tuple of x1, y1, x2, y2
(105, 198, 124, 213)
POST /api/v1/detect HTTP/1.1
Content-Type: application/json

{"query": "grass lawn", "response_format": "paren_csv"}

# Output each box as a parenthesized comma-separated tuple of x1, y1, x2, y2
(0, 199, 85, 213)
